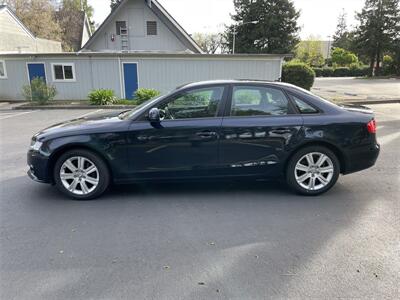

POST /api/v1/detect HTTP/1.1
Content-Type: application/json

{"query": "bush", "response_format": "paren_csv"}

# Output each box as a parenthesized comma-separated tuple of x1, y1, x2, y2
(333, 67, 350, 77)
(22, 77, 57, 105)
(134, 88, 160, 105)
(282, 62, 315, 90)
(313, 67, 323, 77)
(88, 89, 117, 105)
(321, 67, 334, 77)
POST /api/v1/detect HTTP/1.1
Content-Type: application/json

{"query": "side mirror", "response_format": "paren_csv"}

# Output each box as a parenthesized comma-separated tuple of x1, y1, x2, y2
(148, 107, 161, 122)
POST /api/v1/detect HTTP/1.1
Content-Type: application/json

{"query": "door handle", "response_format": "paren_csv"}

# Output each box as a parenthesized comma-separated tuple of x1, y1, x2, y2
(196, 131, 218, 138)
(270, 128, 291, 135)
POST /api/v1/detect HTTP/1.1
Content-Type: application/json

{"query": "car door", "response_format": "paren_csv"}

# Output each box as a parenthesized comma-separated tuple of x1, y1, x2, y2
(125, 85, 228, 180)
(219, 84, 303, 177)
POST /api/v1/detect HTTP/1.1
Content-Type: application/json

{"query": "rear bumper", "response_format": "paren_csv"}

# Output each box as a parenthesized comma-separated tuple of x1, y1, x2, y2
(27, 150, 51, 183)
(343, 143, 380, 174)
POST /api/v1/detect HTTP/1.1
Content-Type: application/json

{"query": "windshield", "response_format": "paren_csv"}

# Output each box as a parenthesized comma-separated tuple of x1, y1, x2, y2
(118, 92, 168, 120)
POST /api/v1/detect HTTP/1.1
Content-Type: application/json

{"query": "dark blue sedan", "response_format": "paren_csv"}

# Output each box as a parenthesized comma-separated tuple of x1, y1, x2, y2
(28, 80, 380, 200)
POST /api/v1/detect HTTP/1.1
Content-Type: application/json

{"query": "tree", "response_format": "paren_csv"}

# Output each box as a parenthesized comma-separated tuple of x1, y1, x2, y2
(3, 0, 62, 41)
(192, 33, 223, 54)
(57, 0, 95, 51)
(224, 0, 300, 54)
(332, 9, 352, 50)
(295, 37, 325, 67)
(111, 0, 122, 10)
(353, 0, 400, 75)
(331, 47, 359, 66)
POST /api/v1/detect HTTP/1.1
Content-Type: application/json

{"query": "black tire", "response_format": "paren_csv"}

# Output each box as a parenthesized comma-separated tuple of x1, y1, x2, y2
(53, 149, 110, 200)
(286, 146, 340, 196)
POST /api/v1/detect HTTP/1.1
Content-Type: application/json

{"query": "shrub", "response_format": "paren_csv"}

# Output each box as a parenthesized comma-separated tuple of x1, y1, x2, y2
(88, 89, 117, 105)
(22, 77, 57, 105)
(382, 55, 396, 75)
(313, 67, 323, 77)
(333, 67, 350, 77)
(331, 47, 359, 66)
(282, 62, 315, 90)
(321, 67, 334, 77)
(134, 88, 160, 105)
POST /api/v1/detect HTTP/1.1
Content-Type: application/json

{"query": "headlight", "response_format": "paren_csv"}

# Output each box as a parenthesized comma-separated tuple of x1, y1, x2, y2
(30, 140, 43, 151)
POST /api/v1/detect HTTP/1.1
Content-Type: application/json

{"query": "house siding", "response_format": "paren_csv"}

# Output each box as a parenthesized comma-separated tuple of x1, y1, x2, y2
(0, 54, 284, 100)
(85, 0, 189, 52)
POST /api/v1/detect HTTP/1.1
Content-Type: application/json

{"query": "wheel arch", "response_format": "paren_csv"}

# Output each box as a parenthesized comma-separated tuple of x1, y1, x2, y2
(47, 144, 113, 184)
(285, 141, 347, 174)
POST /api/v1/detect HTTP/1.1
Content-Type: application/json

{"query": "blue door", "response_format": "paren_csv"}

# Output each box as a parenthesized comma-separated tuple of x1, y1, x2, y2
(123, 63, 138, 100)
(27, 63, 46, 83)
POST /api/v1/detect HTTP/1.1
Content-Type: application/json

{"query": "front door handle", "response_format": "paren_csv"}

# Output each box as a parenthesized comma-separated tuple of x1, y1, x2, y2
(196, 131, 218, 138)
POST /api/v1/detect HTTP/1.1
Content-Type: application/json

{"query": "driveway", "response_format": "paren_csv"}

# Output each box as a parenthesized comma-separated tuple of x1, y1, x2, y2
(0, 105, 399, 299)
(312, 77, 400, 102)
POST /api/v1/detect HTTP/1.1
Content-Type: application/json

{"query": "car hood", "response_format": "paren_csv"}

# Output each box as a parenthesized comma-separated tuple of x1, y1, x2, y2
(35, 110, 129, 141)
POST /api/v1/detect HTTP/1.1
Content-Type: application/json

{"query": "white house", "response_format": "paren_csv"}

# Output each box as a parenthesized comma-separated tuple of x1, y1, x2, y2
(0, 5, 62, 53)
(81, 0, 202, 53)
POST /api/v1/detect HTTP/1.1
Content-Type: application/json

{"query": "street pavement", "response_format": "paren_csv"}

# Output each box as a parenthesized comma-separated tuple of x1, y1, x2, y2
(312, 77, 400, 102)
(0, 105, 399, 299)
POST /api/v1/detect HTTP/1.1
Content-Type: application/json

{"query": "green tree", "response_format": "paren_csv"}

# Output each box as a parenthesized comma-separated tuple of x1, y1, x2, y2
(57, 0, 95, 51)
(4, 0, 62, 41)
(224, 0, 300, 54)
(332, 9, 352, 50)
(331, 47, 359, 66)
(353, 0, 400, 75)
(295, 37, 325, 67)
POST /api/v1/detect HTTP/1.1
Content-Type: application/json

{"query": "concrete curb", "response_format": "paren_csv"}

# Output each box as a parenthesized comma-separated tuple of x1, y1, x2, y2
(10, 99, 400, 110)
(13, 105, 137, 110)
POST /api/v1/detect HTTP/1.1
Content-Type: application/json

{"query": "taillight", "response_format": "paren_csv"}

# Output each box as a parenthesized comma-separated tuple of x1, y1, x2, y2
(367, 119, 376, 134)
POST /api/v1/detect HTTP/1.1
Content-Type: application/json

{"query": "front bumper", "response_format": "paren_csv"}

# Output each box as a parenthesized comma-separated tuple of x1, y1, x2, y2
(27, 150, 51, 183)
(344, 143, 380, 174)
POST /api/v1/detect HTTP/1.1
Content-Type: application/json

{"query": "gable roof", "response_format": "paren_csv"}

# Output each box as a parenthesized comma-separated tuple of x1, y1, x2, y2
(81, 0, 203, 53)
(0, 5, 35, 39)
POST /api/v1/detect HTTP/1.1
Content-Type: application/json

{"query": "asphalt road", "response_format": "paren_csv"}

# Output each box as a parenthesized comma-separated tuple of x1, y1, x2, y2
(0, 105, 399, 299)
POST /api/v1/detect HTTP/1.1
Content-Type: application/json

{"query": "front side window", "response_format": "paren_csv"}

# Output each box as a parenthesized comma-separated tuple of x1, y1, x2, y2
(0, 60, 7, 79)
(231, 86, 289, 116)
(52, 64, 75, 81)
(159, 86, 225, 120)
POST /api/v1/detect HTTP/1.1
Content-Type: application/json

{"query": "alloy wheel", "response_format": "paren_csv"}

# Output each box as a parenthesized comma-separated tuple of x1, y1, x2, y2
(294, 152, 334, 191)
(60, 156, 99, 195)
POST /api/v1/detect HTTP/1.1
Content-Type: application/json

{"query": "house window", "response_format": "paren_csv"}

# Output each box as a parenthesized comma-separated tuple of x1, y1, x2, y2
(147, 21, 157, 35)
(0, 60, 7, 79)
(51, 63, 75, 82)
(116, 21, 127, 35)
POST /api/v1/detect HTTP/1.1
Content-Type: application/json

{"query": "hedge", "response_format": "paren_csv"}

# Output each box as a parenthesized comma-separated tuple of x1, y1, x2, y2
(312, 66, 371, 77)
(282, 62, 315, 90)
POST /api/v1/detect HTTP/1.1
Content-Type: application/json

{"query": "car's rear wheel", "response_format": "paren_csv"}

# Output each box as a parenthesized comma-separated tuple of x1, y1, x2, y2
(286, 146, 340, 195)
(54, 149, 110, 200)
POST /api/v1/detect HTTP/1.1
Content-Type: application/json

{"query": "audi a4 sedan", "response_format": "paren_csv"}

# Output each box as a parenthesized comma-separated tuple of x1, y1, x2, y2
(28, 80, 380, 200)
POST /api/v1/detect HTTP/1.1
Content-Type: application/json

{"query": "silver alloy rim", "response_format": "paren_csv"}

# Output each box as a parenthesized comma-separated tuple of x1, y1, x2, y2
(295, 152, 334, 191)
(60, 156, 99, 195)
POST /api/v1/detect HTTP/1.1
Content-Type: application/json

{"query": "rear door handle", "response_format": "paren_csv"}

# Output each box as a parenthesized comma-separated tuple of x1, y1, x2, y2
(271, 128, 292, 134)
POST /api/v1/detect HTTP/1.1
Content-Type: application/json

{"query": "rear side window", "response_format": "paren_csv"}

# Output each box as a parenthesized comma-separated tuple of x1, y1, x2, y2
(292, 96, 319, 114)
(231, 86, 289, 116)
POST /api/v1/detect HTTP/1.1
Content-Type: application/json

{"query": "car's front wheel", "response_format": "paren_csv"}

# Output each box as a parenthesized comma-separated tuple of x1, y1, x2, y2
(54, 149, 110, 200)
(286, 146, 340, 195)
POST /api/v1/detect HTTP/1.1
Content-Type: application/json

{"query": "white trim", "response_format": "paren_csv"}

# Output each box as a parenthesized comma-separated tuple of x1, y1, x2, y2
(26, 62, 47, 83)
(0, 60, 8, 79)
(50, 62, 77, 82)
(121, 62, 139, 99)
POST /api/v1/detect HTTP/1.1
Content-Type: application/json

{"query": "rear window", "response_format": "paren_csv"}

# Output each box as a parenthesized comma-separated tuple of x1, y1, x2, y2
(292, 96, 319, 114)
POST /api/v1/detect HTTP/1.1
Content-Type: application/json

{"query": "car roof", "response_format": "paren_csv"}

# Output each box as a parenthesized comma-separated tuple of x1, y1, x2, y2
(176, 79, 297, 90)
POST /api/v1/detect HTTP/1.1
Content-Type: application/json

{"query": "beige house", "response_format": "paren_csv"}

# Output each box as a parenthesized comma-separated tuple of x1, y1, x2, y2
(0, 5, 62, 53)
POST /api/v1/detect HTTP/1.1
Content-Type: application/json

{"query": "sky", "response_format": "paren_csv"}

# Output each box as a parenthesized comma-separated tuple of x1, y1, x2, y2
(87, 0, 366, 39)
